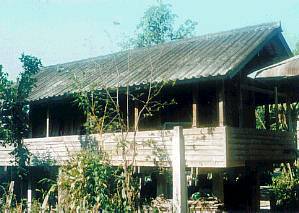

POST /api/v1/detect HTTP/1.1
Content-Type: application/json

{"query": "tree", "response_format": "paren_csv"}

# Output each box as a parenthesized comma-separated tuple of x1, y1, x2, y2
(126, 3, 197, 48)
(294, 41, 299, 55)
(0, 54, 42, 175)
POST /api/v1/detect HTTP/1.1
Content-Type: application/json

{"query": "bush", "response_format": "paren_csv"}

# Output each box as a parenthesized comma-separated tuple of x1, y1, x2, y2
(271, 163, 299, 210)
(58, 150, 139, 211)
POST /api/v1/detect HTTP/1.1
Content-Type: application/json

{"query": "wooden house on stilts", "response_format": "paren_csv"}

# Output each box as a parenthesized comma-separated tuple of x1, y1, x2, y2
(0, 22, 298, 211)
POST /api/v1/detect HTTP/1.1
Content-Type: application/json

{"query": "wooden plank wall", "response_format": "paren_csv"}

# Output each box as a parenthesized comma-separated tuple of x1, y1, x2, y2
(0, 144, 14, 166)
(0, 127, 227, 168)
(103, 127, 226, 168)
(226, 127, 296, 166)
(26, 136, 82, 163)
(184, 127, 226, 167)
(1, 127, 295, 168)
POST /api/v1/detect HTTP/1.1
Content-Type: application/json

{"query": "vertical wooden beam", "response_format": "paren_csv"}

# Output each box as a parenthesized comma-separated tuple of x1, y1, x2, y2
(274, 87, 279, 131)
(218, 83, 225, 127)
(46, 106, 50, 137)
(190, 167, 195, 186)
(264, 104, 270, 130)
(286, 98, 292, 132)
(239, 85, 243, 128)
(192, 85, 199, 128)
(126, 86, 130, 131)
(172, 126, 187, 213)
(27, 179, 32, 212)
(195, 167, 199, 186)
(137, 166, 142, 213)
(156, 174, 167, 196)
(134, 102, 139, 131)
(252, 91, 256, 128)
(248, 165, 260, 211)
(212, 172, 224, 201)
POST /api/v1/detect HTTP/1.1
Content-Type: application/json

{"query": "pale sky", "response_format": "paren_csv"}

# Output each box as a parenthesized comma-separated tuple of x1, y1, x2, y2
(1, 0, 299, 79)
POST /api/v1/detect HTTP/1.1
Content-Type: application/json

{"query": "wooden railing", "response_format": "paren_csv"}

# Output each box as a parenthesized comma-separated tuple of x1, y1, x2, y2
(0, 127, 296, 167)
(0, 127, 226, 167)
(226, 127, 296, 166)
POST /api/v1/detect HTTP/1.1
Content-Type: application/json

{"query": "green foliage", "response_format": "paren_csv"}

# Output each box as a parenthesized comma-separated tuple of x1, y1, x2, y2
(71, 76, 173, 210)
(126, 3, 197, 48)
(256, 103, 298, 131)
(294, 41, 299, 55)
(31, 152, 57, 166)
(191, 192, 202, 200)
(0, 54, 42, 175)
(271, 163, 299, 210)
(58, 150, 139, 211)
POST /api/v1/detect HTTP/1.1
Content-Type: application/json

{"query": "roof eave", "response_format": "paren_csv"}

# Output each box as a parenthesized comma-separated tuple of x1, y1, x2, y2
(29, 74, 226, 104)
(227, 27, 283, 79)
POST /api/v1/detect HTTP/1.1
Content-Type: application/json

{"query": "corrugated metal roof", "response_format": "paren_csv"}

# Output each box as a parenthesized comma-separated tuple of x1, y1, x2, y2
(29, 22, 282, 102)
(253, 55, 299, 78)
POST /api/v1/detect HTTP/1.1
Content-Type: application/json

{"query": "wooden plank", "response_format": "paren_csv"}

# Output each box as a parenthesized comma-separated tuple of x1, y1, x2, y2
(1, 127, 227, 167)
(226, 127, 296, 164)
(192, 85, 199, 128)
(274, 87, 279, 130)
(46, 107, 50, 138)
(218, 85, 225, 127)
(265, 105, 270, 130)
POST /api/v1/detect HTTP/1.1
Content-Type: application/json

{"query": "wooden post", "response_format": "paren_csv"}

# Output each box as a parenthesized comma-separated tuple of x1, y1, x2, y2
(239, 85, 243, 128)
(264, 104, 270, 130)
(195, 168, 199, 186)
(46, 106, 50, 137)
(156, 174, 167, 196)
(192, 85, 199, 128)
(286, 98, 292, 132)
(274, 87, 279, 131)
(190, 167, 195, 186)
(172, 126, 187, 213)
(252, 91, 256, 128)
(134, 102, 139, 131)
(249, 166, 260, 211)
(5, 181, 14, 213)
(126, 86, 130, 131)
(212, 172, 224, 201)
(27, 179, 32, 212)
(218, 84, 225, 127)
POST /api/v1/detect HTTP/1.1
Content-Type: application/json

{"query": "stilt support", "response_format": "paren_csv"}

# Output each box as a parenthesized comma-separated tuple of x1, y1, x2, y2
(172, 126, 187, 212)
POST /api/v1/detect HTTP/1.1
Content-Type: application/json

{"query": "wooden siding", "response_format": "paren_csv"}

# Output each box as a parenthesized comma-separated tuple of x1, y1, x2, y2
(0, 127, 226, 168)
(102, 127, 227, 168)
(0, 145, 14, 166)
(0, 127, 296, 168)
(226, 127, 296, 166)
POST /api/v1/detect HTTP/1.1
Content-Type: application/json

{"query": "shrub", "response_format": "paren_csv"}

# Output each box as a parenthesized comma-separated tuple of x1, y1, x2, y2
(58, 150, 139, 211)
(271, 163, 299, 210)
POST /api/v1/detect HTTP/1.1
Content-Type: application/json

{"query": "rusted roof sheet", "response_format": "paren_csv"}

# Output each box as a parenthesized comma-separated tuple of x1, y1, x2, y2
(253, 55, 299, 78)
(29, 22, 283, 102)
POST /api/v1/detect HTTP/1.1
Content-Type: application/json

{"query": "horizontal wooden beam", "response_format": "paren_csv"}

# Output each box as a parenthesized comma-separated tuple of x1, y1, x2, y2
(241, 84, 287, 97)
